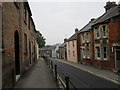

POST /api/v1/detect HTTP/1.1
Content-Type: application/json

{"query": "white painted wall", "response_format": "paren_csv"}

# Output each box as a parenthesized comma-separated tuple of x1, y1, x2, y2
(52, 44, 60, 58)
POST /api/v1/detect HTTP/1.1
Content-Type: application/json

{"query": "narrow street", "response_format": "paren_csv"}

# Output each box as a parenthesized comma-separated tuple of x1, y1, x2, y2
(51, 59, 119, 88)
(15, 58, 57, 88)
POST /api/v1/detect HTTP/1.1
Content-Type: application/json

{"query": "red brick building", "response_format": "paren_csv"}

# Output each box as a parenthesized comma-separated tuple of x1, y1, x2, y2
(1, 1, 39, 88)
(78, 1, 120, 72)
(92, 2, 120, 71)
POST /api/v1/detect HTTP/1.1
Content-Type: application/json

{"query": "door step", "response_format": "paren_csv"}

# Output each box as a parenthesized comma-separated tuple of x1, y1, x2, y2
(16, 75, 20, 81)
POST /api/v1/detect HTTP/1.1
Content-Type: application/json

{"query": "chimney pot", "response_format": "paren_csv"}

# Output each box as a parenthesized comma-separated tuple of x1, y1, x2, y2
(104, 1, 117, 12)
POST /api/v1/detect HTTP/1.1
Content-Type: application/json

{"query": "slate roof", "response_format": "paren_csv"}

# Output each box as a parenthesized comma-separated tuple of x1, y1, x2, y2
(93, 5, 120, 25)
(40, 46, 54, 51)
(59, 42, 66, 48)
(67, 34, 77, 42)
(79, 19, 96, 33)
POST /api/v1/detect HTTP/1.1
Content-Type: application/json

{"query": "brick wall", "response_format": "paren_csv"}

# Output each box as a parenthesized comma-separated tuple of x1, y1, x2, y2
(2, 2, 37, 88)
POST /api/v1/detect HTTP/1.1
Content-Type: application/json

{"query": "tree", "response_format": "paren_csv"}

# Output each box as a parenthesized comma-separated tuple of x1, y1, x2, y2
(36, 31, 46, 48)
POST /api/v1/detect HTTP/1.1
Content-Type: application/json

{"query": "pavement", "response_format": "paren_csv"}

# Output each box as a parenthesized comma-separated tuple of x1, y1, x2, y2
(15, 58, 57, 88)
(54, 58, 120, 85)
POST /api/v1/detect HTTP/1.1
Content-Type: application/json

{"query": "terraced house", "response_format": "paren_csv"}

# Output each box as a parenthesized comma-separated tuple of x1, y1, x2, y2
(1, 1, 39, 88)
(92, 1, 120, 71)
(66, 1, 120, 73)
(79, 19, 96, 65)
(66, 28, 80, 62)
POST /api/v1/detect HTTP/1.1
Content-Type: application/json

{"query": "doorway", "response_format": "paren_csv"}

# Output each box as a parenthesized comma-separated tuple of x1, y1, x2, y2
(115, 46, 120, 72)
(14, 31, 20, 80)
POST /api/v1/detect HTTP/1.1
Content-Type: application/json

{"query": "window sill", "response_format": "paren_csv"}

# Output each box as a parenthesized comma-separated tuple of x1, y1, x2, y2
(103, 36, 108, 39)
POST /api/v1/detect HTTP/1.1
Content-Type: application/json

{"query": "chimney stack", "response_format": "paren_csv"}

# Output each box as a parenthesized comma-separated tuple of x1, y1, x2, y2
(75, 28, 78, 34)
(64, 38, 67, 43)
(104, 1, 117, 12)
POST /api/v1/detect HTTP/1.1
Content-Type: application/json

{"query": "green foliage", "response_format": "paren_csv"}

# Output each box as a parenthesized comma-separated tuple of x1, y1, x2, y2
(36, 31, 46, 48)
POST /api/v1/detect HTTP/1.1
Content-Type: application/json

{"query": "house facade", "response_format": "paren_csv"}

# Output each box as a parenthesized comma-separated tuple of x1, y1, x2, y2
(79, 19, 96, 65)
(92, 1, 120, 71)
(40, 45, 53, 57)
(52, 44, 61, 58)
(78, 1, 120, 72)
(58, 39, 67, 60)
(1, 1, 38, 88)
(66, 28, 79, 62)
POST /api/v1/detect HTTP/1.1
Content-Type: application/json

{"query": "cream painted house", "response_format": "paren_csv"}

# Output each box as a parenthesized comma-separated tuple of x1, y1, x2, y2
(66, 29, 79, 62)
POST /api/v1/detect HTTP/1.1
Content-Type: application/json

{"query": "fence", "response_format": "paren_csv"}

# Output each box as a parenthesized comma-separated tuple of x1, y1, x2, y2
(43, 56, 77, 90)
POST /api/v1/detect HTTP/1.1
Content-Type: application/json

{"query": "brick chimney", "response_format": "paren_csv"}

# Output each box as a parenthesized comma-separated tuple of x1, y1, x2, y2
(75, 28, 78, 34)
(64, 38, 67, 43)
(104, 1, 117, 12)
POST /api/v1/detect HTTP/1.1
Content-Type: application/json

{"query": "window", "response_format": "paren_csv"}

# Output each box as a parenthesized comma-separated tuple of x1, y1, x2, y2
(96, 30, 99, 38)
(82, 48, 85, 58)
(96, 47, 100, 58)
(95, 27, 100, 39)
(82, 34, 85, 42)
(24, 34, 27, 54)
(86, 33, 89, 41)
(102, 26, 108, 37)
(73, 51, 74, 56)
(72, 41, 74, 47)
(28, 15, 30, 28)
(68, 42, 70, 46)
(24, 3, 27, 24)
(103, 47, 107, 59)
(68, 50, 70, 55)
(87, 49, 90, 58)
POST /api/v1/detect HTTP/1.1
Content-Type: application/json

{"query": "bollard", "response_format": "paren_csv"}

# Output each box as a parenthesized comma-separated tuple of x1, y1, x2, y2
(65, 76, 70, 90)
(48, 59, 50, 67)
(54, 65, 57, 81)
(51, 61, 53, 70)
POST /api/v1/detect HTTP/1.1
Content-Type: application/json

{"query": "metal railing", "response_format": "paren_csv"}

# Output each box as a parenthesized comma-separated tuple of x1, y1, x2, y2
(43, 56, 77, 90)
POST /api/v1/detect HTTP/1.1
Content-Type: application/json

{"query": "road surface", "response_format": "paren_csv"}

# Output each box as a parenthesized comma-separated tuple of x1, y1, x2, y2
(51, 59, 119, 88)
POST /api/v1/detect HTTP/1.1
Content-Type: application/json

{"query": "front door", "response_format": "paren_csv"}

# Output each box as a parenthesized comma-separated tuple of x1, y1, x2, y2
(115, 46, 120, 72)
(14, 31, 20, 81)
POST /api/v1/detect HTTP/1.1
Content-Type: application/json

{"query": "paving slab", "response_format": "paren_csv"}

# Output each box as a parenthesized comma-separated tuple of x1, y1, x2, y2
(15, 58, 57, 88)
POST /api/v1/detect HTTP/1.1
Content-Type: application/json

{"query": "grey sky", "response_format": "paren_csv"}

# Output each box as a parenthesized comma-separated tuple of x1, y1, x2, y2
(28, 1, 119, 45)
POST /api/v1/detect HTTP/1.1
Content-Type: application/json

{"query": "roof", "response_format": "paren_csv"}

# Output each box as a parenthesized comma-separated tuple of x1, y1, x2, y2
(59, 42, 66, 48)
(79, 19, 96, 33)
(93, 5, 120, 26)
(40, 46, 53, 51)
(67, 34, 77, 42)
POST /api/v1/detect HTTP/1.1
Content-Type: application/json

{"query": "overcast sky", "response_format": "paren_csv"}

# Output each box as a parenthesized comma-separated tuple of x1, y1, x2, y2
(28, 0, 119, 45)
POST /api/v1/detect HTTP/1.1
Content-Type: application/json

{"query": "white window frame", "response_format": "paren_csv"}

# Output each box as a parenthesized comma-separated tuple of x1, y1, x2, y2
(86, 33, 90, 42)
(102, 26, 108, 38)
(82, 34, 85, 43)
(96, 46, 101, 60)
(103, 46, 107, 60)
(82, 48, 85, 58)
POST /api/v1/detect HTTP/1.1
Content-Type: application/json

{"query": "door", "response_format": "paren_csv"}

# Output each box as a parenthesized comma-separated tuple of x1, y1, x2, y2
(14, 31, 20, 76)
(29, 42, 31, 64)
(115, 46, 120, 72)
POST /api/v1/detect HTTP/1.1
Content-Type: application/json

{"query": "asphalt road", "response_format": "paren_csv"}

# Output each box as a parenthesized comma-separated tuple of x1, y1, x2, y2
(51, 59, 119, 88)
